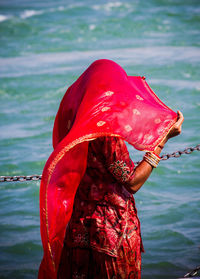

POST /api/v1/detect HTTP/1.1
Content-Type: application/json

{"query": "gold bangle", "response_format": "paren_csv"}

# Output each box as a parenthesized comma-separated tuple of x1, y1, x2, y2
(144, 157, 158, 168)
(146, 153, 160, 163)
(144, 152, 160, 168)
(146, 152, 161, 162)
(143, 155, 158, 168)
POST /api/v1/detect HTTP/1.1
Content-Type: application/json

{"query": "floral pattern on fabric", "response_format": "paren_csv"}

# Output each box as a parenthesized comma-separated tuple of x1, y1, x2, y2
(109, 160, 132, 182)
(59, 198, 142, 278)
(63, 137, 143, 261)
(58, 239, 141, 279)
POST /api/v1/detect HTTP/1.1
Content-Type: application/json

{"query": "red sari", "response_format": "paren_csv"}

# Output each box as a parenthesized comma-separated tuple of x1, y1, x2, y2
(38, 59, 177, 279)
(57, 136, 143, 278)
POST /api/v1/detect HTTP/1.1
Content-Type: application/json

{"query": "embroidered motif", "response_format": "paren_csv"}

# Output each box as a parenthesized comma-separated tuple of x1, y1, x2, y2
(109, 160, 131, 182)
(73, 233, 89, 245)
(144, 134, 154, 143)
(154, 118, 161, 124)
(97, 121, 106, 127)
(105, 91, 114, 96)
(133, 109, 141, 115)
(63, 200, 69, 210)
(101, 106, 111, 112)
(93, 156, 97, 162)
(136, 95, 144, 101)
(72, 272, 86, 279)
(124, 125, 132, 132)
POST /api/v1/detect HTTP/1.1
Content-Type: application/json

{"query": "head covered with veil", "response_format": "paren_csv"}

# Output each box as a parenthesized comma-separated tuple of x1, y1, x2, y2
(38, 59, 177, 278)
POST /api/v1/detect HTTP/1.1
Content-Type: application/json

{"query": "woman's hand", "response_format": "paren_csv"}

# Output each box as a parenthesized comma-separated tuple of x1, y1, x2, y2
(157, 110, 184, 150)
(166, 110, 184, 139)
(125, 110, 184, 194)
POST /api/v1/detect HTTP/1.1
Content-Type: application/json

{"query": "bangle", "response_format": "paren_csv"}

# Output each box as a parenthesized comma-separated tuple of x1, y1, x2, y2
(146, 152, 160, 163)
(143, 152, 161, 168)
(149, 152, 161, 160)
(143, 156, 158, 168)
(143, 155, 159, 168)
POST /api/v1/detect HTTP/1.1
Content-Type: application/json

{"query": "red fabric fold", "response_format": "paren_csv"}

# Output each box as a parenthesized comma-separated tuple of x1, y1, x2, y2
(38, 59, 177, 278)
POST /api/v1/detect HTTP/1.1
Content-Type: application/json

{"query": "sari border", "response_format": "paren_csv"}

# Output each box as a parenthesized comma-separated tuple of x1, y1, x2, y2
(44, 132, 121, 271)
(43, 118, 176, 270)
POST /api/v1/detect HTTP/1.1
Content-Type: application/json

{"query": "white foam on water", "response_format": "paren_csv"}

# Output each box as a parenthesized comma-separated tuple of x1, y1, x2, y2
(103, 2, 123, 11)
(92, 1, 131, 11)
(20, 9, 43, 19)
(19, 4, 85, 20)
(0, 123, 38, 140)
(89, 24, 96, 31)
(0, 65, 80, 78)
(58, 6, 65, 11)
(0, 14, 10, 22)
(150, 78, 200, 90)
(0, 46, 199, 79)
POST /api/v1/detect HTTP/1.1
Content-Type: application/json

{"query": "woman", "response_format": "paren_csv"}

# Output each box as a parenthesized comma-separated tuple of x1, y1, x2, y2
(38, 59, 184, 279)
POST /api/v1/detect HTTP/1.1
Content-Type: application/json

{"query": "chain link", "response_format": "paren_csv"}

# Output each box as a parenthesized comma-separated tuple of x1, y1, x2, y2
(184, 265, 200, 278)
(126, 144, 199, 167)
(161, 144, 200, 161)
(0, 175, 42, 183)
(0, 144, 199, 183)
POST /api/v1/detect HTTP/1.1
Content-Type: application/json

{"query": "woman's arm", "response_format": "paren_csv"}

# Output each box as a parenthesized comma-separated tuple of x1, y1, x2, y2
(124, 111, 184, 194)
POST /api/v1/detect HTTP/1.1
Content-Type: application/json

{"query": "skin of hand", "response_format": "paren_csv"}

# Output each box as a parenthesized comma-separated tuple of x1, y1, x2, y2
(124, 110, 184, 194)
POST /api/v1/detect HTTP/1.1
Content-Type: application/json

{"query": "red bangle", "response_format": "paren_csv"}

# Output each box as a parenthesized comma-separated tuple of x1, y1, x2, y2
(151, 152, 161, 159)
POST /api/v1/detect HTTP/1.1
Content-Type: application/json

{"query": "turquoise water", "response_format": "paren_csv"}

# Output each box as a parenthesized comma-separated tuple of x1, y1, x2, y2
(0, 0, 200, 278)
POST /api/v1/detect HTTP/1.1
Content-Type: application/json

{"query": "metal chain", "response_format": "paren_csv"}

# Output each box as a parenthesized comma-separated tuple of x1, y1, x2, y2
(0, 144, 199, 183)
(184, 265, 200, 277)
(161, 144, 200, 161)
(134, 144, 200, 165)
(0, 175, 42, 183)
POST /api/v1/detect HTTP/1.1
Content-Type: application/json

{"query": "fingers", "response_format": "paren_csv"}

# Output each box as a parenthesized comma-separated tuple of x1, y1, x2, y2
(176, 110, 184, 125)
(173, 110, 184, 135)
(167, 110, 184, 139)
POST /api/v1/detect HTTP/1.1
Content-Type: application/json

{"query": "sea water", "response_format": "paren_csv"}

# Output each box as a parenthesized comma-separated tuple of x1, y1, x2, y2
(0, 0, 199, 278)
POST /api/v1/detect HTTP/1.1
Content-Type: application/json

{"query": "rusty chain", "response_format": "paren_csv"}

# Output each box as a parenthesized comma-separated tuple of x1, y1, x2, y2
(161, 144, 200, 160)
(183, 265, 200, 278)
(0, 144, 199, 183)
(133, 144, 200, 166)
(0, 175, 42, 183)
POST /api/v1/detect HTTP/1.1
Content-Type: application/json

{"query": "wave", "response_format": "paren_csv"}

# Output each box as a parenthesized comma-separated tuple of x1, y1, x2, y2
(0, 6, 70, 22)
(19, 4, 90, 20)
(0, 46, 200, 78)
(150, 79, 200, 90)
(0, 2, 132, 23)
(0, 10, 44, 22)
(92, 2, 131, 11)
(20, 9, 43, 19)
(0, 14, 10, 22)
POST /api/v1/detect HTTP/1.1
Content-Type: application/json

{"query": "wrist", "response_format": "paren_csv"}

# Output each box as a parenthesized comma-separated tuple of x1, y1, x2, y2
(159, 136, 168, 148)
(143, 152, 161, 168)
(158, 143, 165, 149)
(154, 137, 167, 155)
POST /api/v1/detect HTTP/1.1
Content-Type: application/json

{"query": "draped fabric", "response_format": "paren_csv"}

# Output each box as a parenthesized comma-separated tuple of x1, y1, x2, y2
(58, 137, 142, 279)
(38, 59, 177, 279)
(63, 137, 140, 256)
